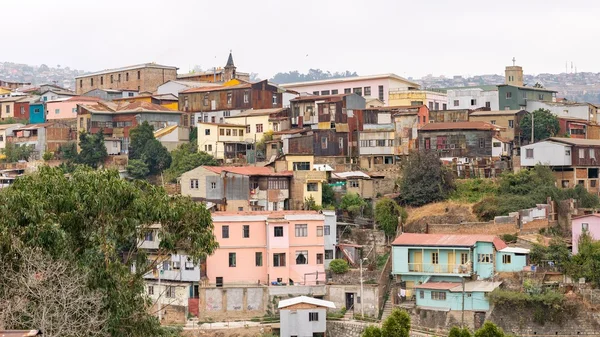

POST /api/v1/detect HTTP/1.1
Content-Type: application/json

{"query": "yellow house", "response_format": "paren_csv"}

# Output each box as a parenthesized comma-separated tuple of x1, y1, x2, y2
(196, 122, 248, 161)
(225, 108, 288, 143)
(271, 154, 326, 209)
(388, 89, 448, 111)
(113, 94, 178, 111)
(0, 87, 11, 98)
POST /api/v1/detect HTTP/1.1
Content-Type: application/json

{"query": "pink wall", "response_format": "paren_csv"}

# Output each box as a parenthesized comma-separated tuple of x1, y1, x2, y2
(572, 215, 600, 254)
(46, 100, 79, 120)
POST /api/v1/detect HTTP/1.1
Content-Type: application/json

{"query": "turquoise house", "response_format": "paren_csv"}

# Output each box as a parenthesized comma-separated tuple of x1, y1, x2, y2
(391, 233, 529, 310)
(29, 101, 45, 124)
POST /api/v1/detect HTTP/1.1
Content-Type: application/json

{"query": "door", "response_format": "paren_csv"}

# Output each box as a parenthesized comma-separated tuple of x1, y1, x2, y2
(413, 251, 423, 272)
(448, 251, 456, 274)
(345, 293, 355, 311)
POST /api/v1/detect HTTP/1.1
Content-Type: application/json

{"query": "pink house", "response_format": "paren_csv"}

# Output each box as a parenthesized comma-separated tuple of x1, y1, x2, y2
(46, 96, 101, 120)
(208, 211, 326, 286)
(571, 214, 600, 254)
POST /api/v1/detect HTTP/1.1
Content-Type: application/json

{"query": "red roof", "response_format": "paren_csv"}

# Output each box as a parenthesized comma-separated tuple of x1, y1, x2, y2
(414, 282, 461, 290)
(202, 166, 292, 176)
(67, 96, 102, 102)
(420, 121, 500, 131)
(392, 233, 507, 250)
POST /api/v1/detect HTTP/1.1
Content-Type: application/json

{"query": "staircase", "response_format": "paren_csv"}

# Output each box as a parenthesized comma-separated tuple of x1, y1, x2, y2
(344, 308, 354, 320)
(381, 298, 394, 321)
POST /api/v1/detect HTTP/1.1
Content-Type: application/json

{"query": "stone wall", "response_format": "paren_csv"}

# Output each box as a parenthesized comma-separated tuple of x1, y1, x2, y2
(427, 217, 549, 236)
(198, 286, 267, 320)
(150, 304, 186, 325)
(331, 269, 380, 285)
(326, 321, 371, 337)
(341, 228, 387, 255)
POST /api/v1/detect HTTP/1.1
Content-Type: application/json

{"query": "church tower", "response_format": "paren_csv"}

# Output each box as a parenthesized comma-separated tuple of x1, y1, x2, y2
(505, 57, 523, 86)
(223, 51, 237, 82)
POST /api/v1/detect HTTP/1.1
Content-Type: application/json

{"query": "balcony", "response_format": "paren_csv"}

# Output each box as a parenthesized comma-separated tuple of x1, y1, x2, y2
(407, 263, 472, 275)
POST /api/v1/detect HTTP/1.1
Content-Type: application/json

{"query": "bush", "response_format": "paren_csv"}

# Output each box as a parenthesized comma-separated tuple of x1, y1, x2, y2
(399, 151, 455, 206)
(340, 193, 367, 218)
(487, 288, 568, 325)
(361, 326, 382, 337)
(381, 308, 410, 337)
(329, 259, 349, 274)
(474, 321, 505, 337)
(375, 198, 405, 238)
(449, 326, 473, 337)
(42, 151, 54, 161)
(500, 233, 518, 244)
(450, 178, 499, 203)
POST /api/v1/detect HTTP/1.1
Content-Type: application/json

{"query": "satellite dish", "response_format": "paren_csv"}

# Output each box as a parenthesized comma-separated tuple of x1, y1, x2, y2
(245, 138, 255, 144)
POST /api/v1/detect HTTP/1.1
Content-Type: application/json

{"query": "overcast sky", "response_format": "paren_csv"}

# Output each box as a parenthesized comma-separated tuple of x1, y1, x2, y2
(3, 0, 599, 79)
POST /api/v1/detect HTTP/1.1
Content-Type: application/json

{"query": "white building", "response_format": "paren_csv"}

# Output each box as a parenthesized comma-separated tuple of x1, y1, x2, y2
(520, 138, 574, 167)
(323, 210, 337, 269)
(446, 85, 499, 111)
(526, 100, 598, 123)
(280, 74, 420, 106)
(278, 296, 335, 337)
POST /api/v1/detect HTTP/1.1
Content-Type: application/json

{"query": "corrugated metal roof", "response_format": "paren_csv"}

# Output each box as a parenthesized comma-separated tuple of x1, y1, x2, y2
(75, 63, 178, 78)
(180, 83, 252, 94)
(79, 101, 179, 114)
(154, 125, 178, 139)
(280, 73, 420, 89)
(449, 281, 502, 293)
(546, 137, 600, 147)
(392, 233, 507, 250)
(420, 121, 500, 131)
(278, 296, 336, 309)
(470, 110, 525, 116)
(202, 166, 292, 176)
(226, 108, 285, 118)
(0, 123, 24, 130)
(499, 247, 530, 254)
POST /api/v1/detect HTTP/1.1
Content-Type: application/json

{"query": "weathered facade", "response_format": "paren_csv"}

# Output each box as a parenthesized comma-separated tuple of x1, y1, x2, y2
(390, 105, 429, 156)
(417, 121, 502, 158)
(468, 110, 527, 145)
(75, 63, 178, 95)
(428, 109, 471, 123)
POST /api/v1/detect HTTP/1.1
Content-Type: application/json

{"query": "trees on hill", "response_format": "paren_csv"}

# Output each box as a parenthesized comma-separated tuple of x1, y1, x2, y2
(398, 151, 455, 206)
(0, 166, 218, 336)
(164, 143, 218, 182)
(520, 108, 560, 143)
(77, 130, 108, 169)
(375, 198, 407, 239)
(127, 121, 171, 178)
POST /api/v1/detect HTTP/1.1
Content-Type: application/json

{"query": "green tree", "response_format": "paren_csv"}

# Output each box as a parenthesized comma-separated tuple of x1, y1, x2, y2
(0, 166, 218, 337)
(322, 183, 335, 207)
(361, 325, 383, 337)
(142, 139, 172, 175)
(570, 231, 600, 286)
(127, 159, 150, 179)
(329, 259, 349, 274)
(449, 326, 473, 337)
(521, 108, 560, 143)
(256, 130, 274, 156)
(381, 308, 411, 337)
(164, 143, 218, 182)
(399, 151, 455, 206)
(56, 142, 78, 161)
(474, 321, 505, 337)
(189, 126, 198, 143)
(375, 198, 405, 239)
(1, 142, 34, 162)
(77, 130, 108, 169)
(340, 193, 368, 218)
(128, 121, 154, 160)
(303, 195, 321, 211)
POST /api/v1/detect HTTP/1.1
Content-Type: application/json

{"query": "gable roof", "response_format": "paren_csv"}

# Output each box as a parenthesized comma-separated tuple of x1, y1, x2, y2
(75, 63, 178, 78)
(392, 233, 507, 250)
(278, 296, 336, 309)
(545, 137, 600, 147)
(40, 88, 77, 96)
(180, 82, 252, 94)
(280, 73, 420, 89)
(420, 121, 501, 131)
(331, 171, 371, 180)
(470, 110, 526, 116)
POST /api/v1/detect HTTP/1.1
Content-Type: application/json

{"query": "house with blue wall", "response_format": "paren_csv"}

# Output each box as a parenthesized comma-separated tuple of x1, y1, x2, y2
(391, 233, 529, 311)
(29, 101, 45, 124)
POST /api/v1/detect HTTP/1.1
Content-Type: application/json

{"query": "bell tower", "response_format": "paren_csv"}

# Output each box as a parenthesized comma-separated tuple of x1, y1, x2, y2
(505, 57, 523, 86)
(223, 50, 237, 82)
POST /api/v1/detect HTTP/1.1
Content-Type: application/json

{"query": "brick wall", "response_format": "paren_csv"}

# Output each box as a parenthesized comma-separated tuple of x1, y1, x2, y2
(521, 218, 549, 234)
(76, 67, 177, 95)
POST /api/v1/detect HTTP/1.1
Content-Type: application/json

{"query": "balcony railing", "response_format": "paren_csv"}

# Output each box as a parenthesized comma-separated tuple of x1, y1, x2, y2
(408, 263, 472, 274)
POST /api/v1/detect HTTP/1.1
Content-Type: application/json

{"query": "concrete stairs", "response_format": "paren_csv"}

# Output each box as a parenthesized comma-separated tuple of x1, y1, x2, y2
(344, 309, 355, 320)
(381, 298, 394, 321)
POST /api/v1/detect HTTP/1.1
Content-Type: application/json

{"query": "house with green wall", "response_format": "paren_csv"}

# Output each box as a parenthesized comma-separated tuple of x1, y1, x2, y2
(498, 84, 557, 111)
(391, 233, 529, 312)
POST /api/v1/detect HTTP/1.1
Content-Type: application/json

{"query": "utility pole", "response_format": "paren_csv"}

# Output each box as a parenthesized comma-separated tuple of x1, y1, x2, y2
(158, 266, 162, 322)
(360, 257, 364, 319)
(531, 111, 535, 143)
(461, 276, 465, 327)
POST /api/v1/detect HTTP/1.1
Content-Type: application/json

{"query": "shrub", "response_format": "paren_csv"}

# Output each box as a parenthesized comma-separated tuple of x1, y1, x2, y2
(42, 151, 54, 161)
(340, 193, 367, 218)
(329, 259, 349, 274)
(381, 308, 410, 337)
(450, 178, 499, 203)
(375, 198, 405, 238)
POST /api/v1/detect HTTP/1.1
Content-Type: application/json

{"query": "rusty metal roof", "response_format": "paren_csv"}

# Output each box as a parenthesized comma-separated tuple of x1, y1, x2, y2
(75, 63, 178, 78)
(392, 233, 507, 250)
(469, 110, 525, 116)
(79, 101, 179, 114)
(226, 108, 285, 118)
(420, 121, 500, 131)
(546, 137, 600, 147)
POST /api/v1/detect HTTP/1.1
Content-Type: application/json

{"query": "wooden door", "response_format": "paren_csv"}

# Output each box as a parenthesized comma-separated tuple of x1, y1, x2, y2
(413, 251, 422, 272)
(448, 252, 456, 274)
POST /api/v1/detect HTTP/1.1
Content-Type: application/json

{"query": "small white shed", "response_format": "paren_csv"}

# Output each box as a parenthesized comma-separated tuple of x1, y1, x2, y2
(278, 296, 336, 337)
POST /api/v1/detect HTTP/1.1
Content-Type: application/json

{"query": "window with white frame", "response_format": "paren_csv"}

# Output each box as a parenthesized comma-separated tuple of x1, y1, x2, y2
(295, 224, 308, 237)
(349, 180, 359, 188)
(190, 179, 199, 189)
(309, 312, 319, 321)
(431, 291, 446, 300)
(166, 286, 176, 298)
(316, 226, 323, 237)
(582, 223, 589, 231)
(478, 253, 492, 263)
(296, 250, 308, 264)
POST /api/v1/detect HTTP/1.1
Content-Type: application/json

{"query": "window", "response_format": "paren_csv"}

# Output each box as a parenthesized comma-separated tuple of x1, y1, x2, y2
(324, 225, 331, 235)
(470, 99, 477, 106)
(71, 107, 76, 113)
(344, 88, 351, 94)
(307, 183, 318, 192)
(256, 124, 263, 133)
(203, 94, 209, 106)
(592, 180, 597, 188)
(339, 137, 344, 149)
(479, 138, 485, 148)
(349, 180, 359, 188)
(232, 129, 238, 136)
(591, 149, 596, 159)
(562, 180, 569, 188)
(190, 179, 199, 189)
(539, 94, 544, 100)
(172, 261, 181, 270)
(273, 253, 286, 267)
(364, 86, 371, 96)
(317, 226, 323, 237)
(582, 223, 589, 231)
(100, 77, 103, 85)
(148, 285, 154, 295)
(508, 120, 514, 128)
(478, 254, 492, 263)
(243, 90, 249, 103)
(226, 129, 231, 136)
(222, 225, 229, 238)
(435, 102, 439, 110)
(144, 231, 154, 241)
(91, 78, 94, 86)
(429, 102, 434, 110)
(126, 72, 129, 81)
(309, 312, 319, 321)
(453, 100, 459, 107)
(80, 79, 82, 88)
(580, 148, 585, 159)
(255, 252, 263, 266)
(219, 128, 225, 136)
(325, 250, 334, 259)
(137, 70, 141, 80)
(321, 90, 330, 95)
(227, 92, 232, 105)
(321, 136, 328, 149)
(211, 182, 217, 189)
(443, 103, 447, 110)
(166, 286, 176, 298)
(420, 291, 424, 299)
(185, 258, 194, 270)
(118, 74, 121, 82)
(313, 91, 319, 95)
(295, 250, 308, 264)
(506, 92, 512, 99)
(493, 142, 501, 148)
(55, 109, 60, 114)
(502, 254, 512, 264)
(332, 89, 339, 95)
(274, 226, 284, 237)
(229, 253, 236, 267)
(205, 144, 213, 152)
(317, 253, 323, 264)
(205, 128, 211, 135)
(431, 291, 446, 300)
(378, 85, 384, 101)
(431, 252, 439, 264)
(490, 120, 496, 125)
(460, 252, 469, 264)
(238, 206, 244, 211)
(240, 129, 244, 137)
(486, 102, 491, 108)
(526, 148, 534, 159)
(353, 87, 362, 96)
(243, 225, 250, 238)
(293, 162, 310, 171)
(295, 224, 308, 237)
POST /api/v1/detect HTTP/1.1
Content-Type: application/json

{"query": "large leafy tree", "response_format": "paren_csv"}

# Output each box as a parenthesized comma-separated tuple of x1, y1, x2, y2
(399, 151, 455, 206)
(78, 130, 108, 169)
(381, 308, 411, 337)
(375, 198, 406, 239)
(520, 108, 560, 143)
(1, 142, 35, 162)
(0, 166, 218, 336)
(128, 121, 155, 160)
(164, 143, 218, 182)
(128, 122, 172, 176)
